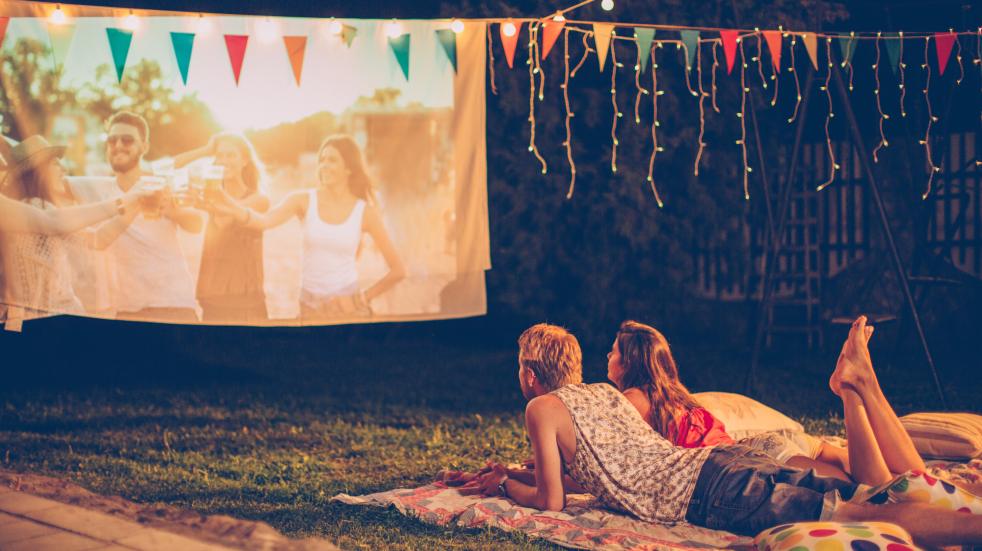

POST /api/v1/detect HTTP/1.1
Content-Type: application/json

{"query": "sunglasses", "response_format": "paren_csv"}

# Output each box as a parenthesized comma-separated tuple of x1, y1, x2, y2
(107, 135, 137, 146)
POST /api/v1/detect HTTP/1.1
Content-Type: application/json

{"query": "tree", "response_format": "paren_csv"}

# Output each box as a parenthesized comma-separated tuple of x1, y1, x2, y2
(0, 38, 81, 140)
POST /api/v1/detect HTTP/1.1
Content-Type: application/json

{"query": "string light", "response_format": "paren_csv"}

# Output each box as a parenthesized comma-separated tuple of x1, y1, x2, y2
(843, 31, 855, 91)
(563, 29, 577, 199)
(531, 24, 545, 102)
(610, 30, 620, 174)
(487, 25, 497, 95)
(977, 27, 981, 133)
(738, 39, 751, 200)
(634, 38, 650, 124)
(122, 10, 140, 31)
(711, 40, 721, 113)
(646, 46, 664, 208)
(679, 41, 698, 96)
(920, 36, 939, 199)
(571, 31, 592, 77)
(451, 19, 465, 34)
(787, 34, 802, 123)
(600, 0, 615, 11)
(754, 30, 768, 90)
(49, 5, 68, 25)
(899, 31, 907, 117)
(526, 23, 547, 175)
(768, 31, 780, 107)
(872, 32, 889, 163)
(952, 29, 963, 85)
(817, 38, 839, 192)
(694, 39, 707, 176)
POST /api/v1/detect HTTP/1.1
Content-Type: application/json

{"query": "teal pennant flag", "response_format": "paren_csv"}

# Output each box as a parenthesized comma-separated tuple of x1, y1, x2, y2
(884, 33, 901, 75)
(634, 28, 655, 73)
(388, 33, 411, 80)
(106, 28, 133, 82)
(47, 23, 76, 72)
(837, 35, 857, 66)
(170, 32, 195, 85)
(435, 29, 456, 72)
(680, 30, 700, 71)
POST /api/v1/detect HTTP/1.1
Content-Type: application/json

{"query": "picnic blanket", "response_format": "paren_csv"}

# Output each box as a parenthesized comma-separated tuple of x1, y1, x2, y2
(332, 459, 982, 551)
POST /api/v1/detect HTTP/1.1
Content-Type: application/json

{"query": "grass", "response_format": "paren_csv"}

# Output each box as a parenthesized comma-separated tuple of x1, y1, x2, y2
(1, 317, 979, 549)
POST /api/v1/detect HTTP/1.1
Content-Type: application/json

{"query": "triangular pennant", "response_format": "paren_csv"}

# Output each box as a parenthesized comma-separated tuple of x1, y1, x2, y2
(762, 30, 783, 70)
(934, 32, 956, 76)
(46, 23, 76, 71)
(680, 30, 700, 71)
(388, 33, 410, 80)
(802, 32, 819, 70)
(283, 36, 307, 85)
(341, 24, 357, 48)
(634, 28, 655, 73)
(169, 32, 194, 85)
(837, 35, 856, 66)
(593, 23, 614, 72)
(541, 19, 565, 60)
(105, 28, 133, 83)
(435, 29, 457, 72)
(499, 22, 520, 69)
(884, 33, 901, 75)
(720, 30, 739, 74)
(0, 17, 9, 50)
(224, 34, 248, 85)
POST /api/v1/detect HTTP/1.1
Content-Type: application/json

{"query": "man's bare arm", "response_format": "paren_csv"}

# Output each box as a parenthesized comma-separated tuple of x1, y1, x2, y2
(500, 396, 567, 511)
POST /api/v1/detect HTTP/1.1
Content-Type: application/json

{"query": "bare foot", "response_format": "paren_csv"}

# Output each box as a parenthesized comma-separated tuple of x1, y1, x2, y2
(830, 316, 875, 396)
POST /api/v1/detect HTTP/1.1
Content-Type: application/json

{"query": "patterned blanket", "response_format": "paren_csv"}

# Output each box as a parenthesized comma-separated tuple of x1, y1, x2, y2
(332, 459, 981, 551)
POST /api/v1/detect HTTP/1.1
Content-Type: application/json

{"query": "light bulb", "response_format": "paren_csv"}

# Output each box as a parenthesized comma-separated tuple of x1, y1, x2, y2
(196, 15, 213, 36)
(50, 5, 68, 25)
(451, 19, 464, 34)
(257, 18, 279, 43)
(122, 11, 140, 31)
(600, 0, 615, 11)
(328, 18, 343, 36)
(385, 20, 403, 38)
(502, 21, 517, 37)
(552, 13, 565, 22)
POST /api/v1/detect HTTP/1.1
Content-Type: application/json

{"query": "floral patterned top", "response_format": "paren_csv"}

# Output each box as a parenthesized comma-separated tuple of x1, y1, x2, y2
(551, 383, 713, 523)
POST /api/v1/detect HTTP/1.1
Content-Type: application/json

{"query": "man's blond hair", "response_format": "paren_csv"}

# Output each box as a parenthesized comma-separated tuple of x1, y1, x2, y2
(518, 323, 583, 392)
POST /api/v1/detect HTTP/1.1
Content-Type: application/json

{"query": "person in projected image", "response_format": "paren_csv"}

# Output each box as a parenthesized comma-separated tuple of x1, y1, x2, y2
(203, 135, 405, 320)
(173, 133, 270, 323)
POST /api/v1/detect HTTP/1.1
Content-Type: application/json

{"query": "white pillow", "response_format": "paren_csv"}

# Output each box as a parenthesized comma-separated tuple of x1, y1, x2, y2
(900, 412, 982, 460)
(693, 392, 804, 441)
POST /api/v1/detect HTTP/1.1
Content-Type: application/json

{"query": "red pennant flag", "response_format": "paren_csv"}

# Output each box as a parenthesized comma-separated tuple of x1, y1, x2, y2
(720, 30, 739, 74)
(224, 34, 248, 85)
(933, 32, 956, 75)
(283, 36, 307, 86)
(500, 22, 520, 69)
(0, 17, 9, 50)
(762, 30, 783, 71)
(541, 19, 565, 60)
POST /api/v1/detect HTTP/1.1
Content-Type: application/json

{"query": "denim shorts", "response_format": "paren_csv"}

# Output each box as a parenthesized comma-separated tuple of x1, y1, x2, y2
(684, 444, 858, 536)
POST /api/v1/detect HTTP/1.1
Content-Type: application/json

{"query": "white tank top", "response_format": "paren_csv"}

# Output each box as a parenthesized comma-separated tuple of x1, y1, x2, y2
(301, 190, 366, 297)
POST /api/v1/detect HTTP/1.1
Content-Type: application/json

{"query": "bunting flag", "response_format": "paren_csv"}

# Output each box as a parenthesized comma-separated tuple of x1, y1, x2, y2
(934, 32, 956, 75)
(341, 24, 357, 48)
(435, 28, 456, 72)
(593, 23, 614, 72)
(169, 32, 194, 85)
(680, 29, 700, 71)
(634, 28, 655, 73)
(541, 18, 565, 60)
(224, 34, 248, 85)
(499, 22, 519, 69)
(837, 35, 856, 65)
(46, 23, 76, 71)
(0, 17, 9, 50)
(105, 28, 134, 83)
(720, 30, 739, 74)
(762, 30, 783, 70)
(884, 33, 901, 75)
(388, 33, 410, 80)
(283, 35, 307, 85)
(802, 32, 819, 70)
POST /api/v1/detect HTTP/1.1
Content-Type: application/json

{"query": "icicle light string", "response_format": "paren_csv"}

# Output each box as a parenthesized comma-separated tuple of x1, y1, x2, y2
(754, 30, 768, 90)
(610, 30, 621, 174)
(646, 46, 665, 207)
(842, 31, 856, 91)
(634, 42, 651, 124)
(977, 28, 981, 134)
(711, 40, 721, 113)
(534, 27, 546, 101)
(562, 29, 577, 199)
(769, 30, 781, 106)
(872, 32, 889, 163)
(787, 34, 802, 123)
(899, 32, 907, 118)
(695, 42, 707, 176)
(680, 41, 698, 96)
(953, 31, 964, 85)
(816, 38, 839, 192)
(526, 23, 548, 175)
(737, 38, 751, 200)
(920, 36, 939, 199)
(487, 24, 498, 95)
(570, 31, 593, 77)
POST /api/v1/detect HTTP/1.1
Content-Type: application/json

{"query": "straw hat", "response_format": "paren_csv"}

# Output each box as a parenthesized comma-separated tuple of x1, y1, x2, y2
(3, 135, 66, 174)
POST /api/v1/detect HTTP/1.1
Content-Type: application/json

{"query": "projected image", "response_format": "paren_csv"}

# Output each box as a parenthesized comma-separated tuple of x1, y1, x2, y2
(0, 5, 487, 326)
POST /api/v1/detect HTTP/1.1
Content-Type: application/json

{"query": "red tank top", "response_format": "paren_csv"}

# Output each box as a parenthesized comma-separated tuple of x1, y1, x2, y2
(665, 407, 735, 448)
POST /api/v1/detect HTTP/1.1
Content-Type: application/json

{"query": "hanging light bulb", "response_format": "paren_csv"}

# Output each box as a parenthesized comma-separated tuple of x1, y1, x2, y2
(195, 14, 212, 36)
(600, 0, 615, 11)
(502, 20, 517, 37)
(328, 18, 343, 36)
(450, 19, 464, 34)
(385, 19, 403, 38)
(49, 5, 68, 25)
(122, 10, 140, 31)
(552, 13, 566, 22)
(257, 17, 279, 44)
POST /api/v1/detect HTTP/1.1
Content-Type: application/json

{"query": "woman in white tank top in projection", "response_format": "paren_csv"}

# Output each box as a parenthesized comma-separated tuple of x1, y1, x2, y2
(210, 135, 405, 322)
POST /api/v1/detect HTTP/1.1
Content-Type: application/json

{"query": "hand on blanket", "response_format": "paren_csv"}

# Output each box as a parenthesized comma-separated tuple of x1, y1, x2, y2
(458, 462, 509, 497)
(441, 464, 493, 486)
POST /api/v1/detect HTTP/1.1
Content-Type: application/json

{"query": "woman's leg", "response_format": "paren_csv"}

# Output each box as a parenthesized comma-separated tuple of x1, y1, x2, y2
(784, 455, 852, 481)
(839, 386, 893, 486)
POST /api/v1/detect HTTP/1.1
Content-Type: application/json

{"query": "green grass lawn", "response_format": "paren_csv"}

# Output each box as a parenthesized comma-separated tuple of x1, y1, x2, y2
(1, 319, 978, 549)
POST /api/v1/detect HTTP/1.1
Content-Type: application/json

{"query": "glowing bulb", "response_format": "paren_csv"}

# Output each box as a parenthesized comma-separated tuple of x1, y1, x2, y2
(122, 11, 140, 31)
(328, 18, 343, 35)
(451, 19, 464, 34)
(385, 20, 403, 38)
(196, 15, 213, 36)
(552, 13, 565, 22)
(600, 0, 615, 11)
(50, 5, 68, 25)
(257, 18, 279, 43)
(502, 21, 517, 37)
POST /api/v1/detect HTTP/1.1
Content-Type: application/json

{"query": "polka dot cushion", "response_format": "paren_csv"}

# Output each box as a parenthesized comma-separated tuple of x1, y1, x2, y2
(754, 521, 920, 551)
(865, 470, 982, 513)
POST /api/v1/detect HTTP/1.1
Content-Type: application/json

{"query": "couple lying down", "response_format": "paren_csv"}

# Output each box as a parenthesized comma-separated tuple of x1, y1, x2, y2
(445, 317, 982, 547)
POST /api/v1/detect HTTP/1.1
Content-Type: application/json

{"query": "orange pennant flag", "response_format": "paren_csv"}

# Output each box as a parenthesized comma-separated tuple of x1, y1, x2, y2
(500, 22, 520, 69)
(593, 23, 614, 72)
(283, 36, 307, 85)
(541, 19, 565, 59)
(762, 30, 783, 70)
(802, 32, 818, 70)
